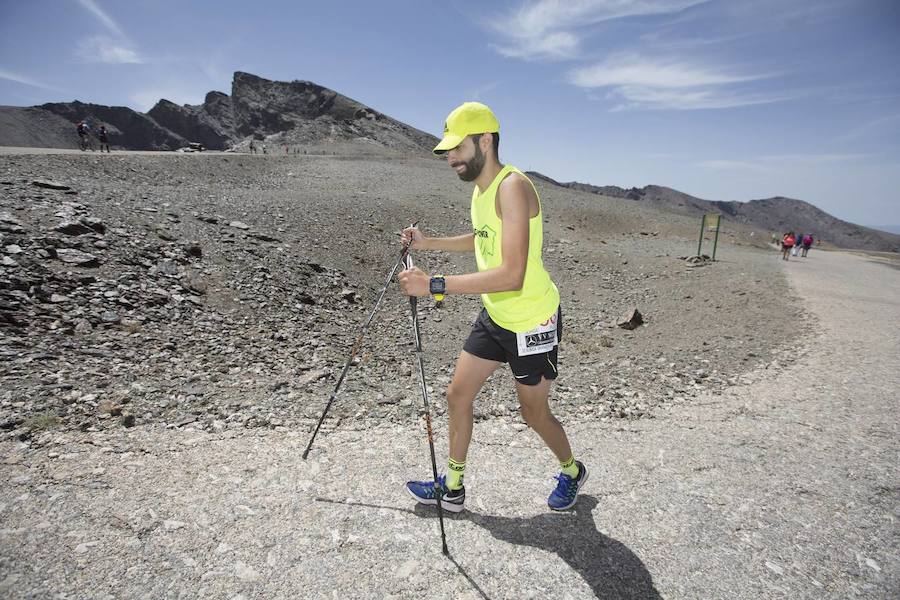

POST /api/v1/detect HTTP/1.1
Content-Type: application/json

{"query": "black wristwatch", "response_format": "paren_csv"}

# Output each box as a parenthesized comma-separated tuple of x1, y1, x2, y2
(429, 275, 445, 301)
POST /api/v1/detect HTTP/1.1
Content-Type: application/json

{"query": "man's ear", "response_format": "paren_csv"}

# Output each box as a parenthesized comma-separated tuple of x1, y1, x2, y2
(479, 132, 491, 154)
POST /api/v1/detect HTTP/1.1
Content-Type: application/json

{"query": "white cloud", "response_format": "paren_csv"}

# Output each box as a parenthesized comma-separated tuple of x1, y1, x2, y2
(492, 31, 580, 60)
(491, 0, 706, 60)
(0, 68, 63, 91)
(74, 0, 145, 65)
(568, 54, 786, 110)
(76, 36, 143, 64)
(76, 0, 124, 37)
(569, 54, 763, 88)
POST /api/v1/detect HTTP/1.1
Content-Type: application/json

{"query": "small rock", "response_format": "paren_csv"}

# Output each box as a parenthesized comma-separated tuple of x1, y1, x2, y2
(234, 561, 260, 582)
(81, 217, 105, 233)
(296, 369, 329, 388)
(33, 180, 71, 190)
(98, 399, 122, 416)
(74, 541, 100, 554)
(182, 277, 208, 295)
(100, 311, 120, 324)
(121, 414, 136, 427)
(183, 242, 203, 259)
(228, 221, 250, 230)
(55, 221, 94, 236)
(49, 294, 68, 303)
(157, 260, 179, 277)
(162, 520, 186, 531)
(56, 249, 100, 267)
(5, 244, 22, 254)
(617, 308, 643, 330)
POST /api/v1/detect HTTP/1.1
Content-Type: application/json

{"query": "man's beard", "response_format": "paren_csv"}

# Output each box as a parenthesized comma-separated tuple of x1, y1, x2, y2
(455, 144, 485, 182)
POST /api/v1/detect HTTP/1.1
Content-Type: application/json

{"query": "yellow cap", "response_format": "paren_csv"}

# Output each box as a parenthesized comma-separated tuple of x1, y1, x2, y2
(433, 102, 500, 155)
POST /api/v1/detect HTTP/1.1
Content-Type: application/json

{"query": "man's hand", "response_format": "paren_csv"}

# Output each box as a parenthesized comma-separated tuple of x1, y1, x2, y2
(397, 266, 430, 297)
(400, 226, 427, 250)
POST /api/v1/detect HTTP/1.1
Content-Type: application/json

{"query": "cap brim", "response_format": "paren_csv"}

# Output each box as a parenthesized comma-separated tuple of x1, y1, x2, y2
(433, 133, 464, 155)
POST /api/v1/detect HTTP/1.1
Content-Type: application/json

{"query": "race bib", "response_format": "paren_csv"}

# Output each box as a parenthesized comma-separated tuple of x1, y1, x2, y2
(516, 314, 559, 357)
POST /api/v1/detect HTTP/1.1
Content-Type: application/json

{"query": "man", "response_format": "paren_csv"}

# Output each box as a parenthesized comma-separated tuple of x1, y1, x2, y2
(397, 102, 586, 512)
(76, 121, 88, 151)
(97, 125, 110, 153)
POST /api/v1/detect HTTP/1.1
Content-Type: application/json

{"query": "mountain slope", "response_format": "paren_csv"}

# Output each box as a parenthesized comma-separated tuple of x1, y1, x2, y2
(0, 72, 438, 153)
(529, 174, 900, 253)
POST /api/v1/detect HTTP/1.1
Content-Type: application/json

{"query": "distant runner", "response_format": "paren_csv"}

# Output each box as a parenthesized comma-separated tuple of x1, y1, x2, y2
(782, 231, 796, 261)
(398, 102, 587, 512)
(97, 125, 110, 153)
(801, 233, 814, 257)
(76, 121, 91, 151)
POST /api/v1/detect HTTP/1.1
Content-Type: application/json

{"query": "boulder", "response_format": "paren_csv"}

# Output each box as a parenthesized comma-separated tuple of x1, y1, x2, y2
(617, 308, 643, 330)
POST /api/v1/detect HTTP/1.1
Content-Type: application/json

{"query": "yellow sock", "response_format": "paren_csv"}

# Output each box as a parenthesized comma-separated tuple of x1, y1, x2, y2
(446, 459, 466, 490)
(561, 456, 579, 478)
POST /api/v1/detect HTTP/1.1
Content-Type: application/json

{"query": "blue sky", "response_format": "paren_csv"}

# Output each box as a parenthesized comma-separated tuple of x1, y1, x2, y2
(1, 0, 899, 228)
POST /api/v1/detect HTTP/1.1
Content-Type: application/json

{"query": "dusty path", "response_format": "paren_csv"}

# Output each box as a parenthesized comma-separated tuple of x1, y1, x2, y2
(1, 249, 897, 599)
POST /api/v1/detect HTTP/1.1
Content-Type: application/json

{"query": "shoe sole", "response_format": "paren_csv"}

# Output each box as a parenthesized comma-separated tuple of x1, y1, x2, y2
(405, 487, 466, 513)
(549, 467, 590, 511)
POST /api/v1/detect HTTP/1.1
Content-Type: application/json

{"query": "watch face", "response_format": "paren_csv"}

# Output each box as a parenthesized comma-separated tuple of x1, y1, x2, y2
(430, 277, 445, 294)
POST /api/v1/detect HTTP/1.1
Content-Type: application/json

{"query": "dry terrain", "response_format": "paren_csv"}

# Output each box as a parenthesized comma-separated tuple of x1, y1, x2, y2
(3, 149, 895, 599)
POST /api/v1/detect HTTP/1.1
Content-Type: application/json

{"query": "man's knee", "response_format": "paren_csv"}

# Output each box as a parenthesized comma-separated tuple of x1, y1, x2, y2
(447, 383, 474, 412)
(519, 400, 551, 425)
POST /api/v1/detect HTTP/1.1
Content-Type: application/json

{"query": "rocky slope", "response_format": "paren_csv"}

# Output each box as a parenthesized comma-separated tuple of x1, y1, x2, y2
(529, 173, 900, 253)
(0, 149, 806, 441)
(0, 72, 438, 153)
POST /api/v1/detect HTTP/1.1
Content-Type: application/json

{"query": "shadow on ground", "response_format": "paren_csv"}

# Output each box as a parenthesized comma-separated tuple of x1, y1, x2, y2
(316, 495, 660, 600)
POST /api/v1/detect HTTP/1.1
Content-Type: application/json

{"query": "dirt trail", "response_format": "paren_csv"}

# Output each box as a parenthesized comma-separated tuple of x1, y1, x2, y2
(1, 250, 897, 599)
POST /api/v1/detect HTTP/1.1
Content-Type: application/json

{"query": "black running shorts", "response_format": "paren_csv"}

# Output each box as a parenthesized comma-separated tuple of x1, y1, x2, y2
(463, 305, 562, 386)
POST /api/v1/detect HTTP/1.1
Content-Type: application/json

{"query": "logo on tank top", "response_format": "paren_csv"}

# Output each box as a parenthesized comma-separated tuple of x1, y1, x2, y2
(474, 224, 496, 256)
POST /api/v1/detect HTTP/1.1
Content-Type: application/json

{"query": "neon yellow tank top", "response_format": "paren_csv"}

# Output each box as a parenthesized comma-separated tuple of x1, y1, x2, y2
(471, 165, 560, 333)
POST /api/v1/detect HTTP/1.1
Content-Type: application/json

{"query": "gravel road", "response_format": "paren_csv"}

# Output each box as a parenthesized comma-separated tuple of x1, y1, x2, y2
(1, 238, 897, 598)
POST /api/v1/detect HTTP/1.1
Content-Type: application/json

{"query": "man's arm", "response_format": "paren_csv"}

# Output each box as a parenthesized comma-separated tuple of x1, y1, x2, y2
(423, 233, 475, 253)
(444, 175, 530, 294)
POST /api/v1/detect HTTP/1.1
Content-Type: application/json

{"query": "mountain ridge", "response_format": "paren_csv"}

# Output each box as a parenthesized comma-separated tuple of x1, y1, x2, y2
(0, 71, 438, 153)
(528, 172, 900, 253)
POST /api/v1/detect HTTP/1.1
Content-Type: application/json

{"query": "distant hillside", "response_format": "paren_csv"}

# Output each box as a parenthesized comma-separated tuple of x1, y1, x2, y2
(529, 173, 900, 253)
(0, 71, 438, 152)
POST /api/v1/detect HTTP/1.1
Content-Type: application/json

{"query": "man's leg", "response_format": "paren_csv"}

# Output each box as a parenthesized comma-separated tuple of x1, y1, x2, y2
(447, 350, 501, 464)
(515, 376, 572, 462)
(517, 375, 588, 510)
(406, 350, 498, 510)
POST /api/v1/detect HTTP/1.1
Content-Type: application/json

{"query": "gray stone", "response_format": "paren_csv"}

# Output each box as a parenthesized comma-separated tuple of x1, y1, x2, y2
(100, 311, 120, 324)
(617, 308, 643, 330)
(55, 221, 94, 236)
(32, 180, 71, 190)
(56, 249, 100, 267)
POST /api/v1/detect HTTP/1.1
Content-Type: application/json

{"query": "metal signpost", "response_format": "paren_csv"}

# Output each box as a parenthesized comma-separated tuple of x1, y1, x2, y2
(696, 213, 723, 260)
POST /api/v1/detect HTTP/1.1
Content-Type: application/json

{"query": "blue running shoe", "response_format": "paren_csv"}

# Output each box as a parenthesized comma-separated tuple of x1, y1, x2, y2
(405, 475, 466, 513)
(548, 461, 588, 511)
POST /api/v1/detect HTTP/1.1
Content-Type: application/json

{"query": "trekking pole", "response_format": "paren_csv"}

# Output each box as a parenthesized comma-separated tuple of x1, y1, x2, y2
(301, 226, 416, 460)
(404, 250, 450, 556)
